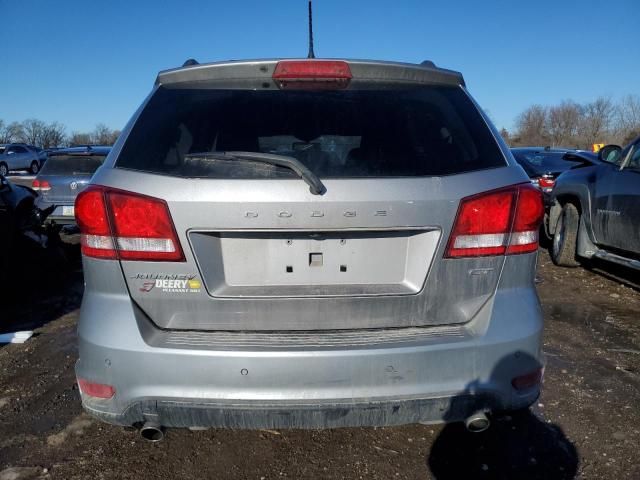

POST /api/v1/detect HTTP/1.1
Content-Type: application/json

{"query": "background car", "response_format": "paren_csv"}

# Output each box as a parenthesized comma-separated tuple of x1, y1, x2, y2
(33, 146, 109, 225)
(548, 137, 640, 270)
(511, 147, 597, 202)
(0, 174, 38, 291)
(0, 175, 32, 290)
(0, 143, 47, 176)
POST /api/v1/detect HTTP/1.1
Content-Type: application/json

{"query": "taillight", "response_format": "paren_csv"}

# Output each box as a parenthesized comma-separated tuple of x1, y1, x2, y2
(74, 185, 184, 261)
(538, 177, 555, 189)
(32, 179, 50, 191)
(506, 186, 545, 255)
(272, 60, 352, 89)
(75, 187, 115, 259)
(109, 191, 183, 261)
(445, 184, 543, 258)
(77, 378, 115, 399)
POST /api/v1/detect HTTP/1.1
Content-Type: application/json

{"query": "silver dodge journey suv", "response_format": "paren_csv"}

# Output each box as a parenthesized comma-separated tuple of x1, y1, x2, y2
(75, 58, 544, 438)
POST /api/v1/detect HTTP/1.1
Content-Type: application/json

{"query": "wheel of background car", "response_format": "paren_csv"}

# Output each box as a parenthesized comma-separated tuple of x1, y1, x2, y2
(30, 161, 39, 174)
(551, 203, 580, 267)
(0, 163, 8, 177)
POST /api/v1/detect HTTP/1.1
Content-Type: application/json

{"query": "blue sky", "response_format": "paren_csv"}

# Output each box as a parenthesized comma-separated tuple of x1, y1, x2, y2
(1, 0, 638, 133)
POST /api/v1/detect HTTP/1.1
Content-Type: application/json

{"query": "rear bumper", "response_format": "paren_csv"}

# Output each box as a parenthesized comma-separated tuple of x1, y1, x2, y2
(37, 200, 77, 225)
(82, 392, 531, 429)
(76, 258, 543, 429)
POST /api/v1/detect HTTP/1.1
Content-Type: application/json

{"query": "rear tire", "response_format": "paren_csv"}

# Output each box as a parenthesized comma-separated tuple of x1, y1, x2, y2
(551, 203, 580, 267)
(0, 162, 8, 176)
(30, 161, 40, 174)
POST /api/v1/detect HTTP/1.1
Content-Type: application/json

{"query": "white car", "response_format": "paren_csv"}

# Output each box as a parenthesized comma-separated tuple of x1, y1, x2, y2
(0, 143, 46, 176)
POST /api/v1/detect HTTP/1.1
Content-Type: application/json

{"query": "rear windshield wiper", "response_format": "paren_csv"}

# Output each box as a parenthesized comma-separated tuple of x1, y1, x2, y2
(184, 151, 326, 195)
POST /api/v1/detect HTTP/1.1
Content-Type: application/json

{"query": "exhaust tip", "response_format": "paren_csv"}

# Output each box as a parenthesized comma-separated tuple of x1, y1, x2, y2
(140, 422, 164, 442)
(464, 412, 490, 433)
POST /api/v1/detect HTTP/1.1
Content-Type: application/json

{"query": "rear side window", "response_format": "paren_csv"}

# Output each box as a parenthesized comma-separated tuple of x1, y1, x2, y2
(40, 155, 105, 175)
(117, 86, 505, 178)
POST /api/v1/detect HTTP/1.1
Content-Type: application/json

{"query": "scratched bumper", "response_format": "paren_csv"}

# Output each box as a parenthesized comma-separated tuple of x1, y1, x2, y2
(76, 282, 542, 429)
(80, 392, 534, 429)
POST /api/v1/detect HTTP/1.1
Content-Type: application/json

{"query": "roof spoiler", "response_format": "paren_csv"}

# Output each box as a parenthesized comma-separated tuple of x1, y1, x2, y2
(156, 59, 465, 88)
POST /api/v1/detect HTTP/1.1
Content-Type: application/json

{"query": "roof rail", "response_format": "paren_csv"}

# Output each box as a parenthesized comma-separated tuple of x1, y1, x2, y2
(182, 58, 199, 67)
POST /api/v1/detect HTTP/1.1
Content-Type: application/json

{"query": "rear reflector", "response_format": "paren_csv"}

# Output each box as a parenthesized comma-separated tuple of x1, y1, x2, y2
(445, 184, 543, 258)
(511, 368, 543, 391)
(75, 186, 184, 261)
(77, 378, 115, 399)
(273, 60, 352, 89)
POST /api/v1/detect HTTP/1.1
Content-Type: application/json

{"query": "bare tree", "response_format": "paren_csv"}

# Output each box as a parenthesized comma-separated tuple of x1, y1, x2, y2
(546, 101, 582, 148)
(615, 94, 640, 144)
(68, 132, 93, 146)
(41, 122, 66, 148)
(499, 127, 511, 144)
(91, 123, 110, 144)
(106, 129, 121, 145)
(3, 121, 25, 144)
(0, 120, 9, 143)
(513, 105, 548, 146)
(579, 97, 614, 148)
(90, 123, 120, 145)
(19, 118, 47, 146)
(509, 95, 640, 148)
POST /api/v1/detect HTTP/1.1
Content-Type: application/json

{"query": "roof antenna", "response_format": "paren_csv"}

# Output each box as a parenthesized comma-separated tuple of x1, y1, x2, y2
(307, 0, 315, 58)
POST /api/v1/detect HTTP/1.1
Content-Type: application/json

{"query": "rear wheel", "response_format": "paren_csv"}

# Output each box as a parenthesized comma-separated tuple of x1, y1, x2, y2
(30, 161, 40, 174)
(551, 203, 580, 267)
(0, 162, 8, 176)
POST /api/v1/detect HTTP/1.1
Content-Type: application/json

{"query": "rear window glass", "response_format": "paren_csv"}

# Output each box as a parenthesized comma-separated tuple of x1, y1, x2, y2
(40, 155, 105, 175)
(117, 86, 505, 178)
(512, 151, 584, 174)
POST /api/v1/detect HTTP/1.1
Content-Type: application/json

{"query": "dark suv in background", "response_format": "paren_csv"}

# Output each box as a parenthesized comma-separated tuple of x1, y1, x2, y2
(548, 137, 640, 270)
(511, 147, 597, 202)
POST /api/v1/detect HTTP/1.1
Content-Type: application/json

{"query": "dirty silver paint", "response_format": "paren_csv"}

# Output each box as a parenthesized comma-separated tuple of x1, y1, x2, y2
(77, 59, 543, 429)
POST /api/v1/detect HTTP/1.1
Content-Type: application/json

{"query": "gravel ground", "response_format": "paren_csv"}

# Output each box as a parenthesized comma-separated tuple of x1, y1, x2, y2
(1, 249, 638, 479)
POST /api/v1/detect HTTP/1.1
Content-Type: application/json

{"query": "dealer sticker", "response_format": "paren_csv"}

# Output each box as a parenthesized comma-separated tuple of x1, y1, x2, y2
(134, 274, 202, 294)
